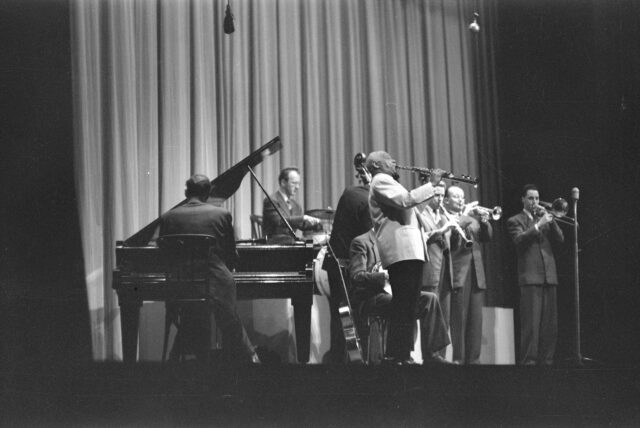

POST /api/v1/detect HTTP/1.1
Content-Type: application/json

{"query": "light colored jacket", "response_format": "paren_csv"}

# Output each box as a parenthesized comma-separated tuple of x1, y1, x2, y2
(368, 172, 435, 268)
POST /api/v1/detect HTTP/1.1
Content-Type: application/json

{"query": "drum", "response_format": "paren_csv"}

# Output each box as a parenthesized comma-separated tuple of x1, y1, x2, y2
(304, 208, 334, 245)
(313, 245, 331, 297)
(303, 224, 330, 245)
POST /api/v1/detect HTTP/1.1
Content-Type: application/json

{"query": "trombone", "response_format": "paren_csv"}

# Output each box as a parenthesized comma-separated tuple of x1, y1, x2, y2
(536, 198, 576, 226)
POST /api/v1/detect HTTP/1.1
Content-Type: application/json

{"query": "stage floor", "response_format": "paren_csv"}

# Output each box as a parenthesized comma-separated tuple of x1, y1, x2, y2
(3, 361, 640, 427)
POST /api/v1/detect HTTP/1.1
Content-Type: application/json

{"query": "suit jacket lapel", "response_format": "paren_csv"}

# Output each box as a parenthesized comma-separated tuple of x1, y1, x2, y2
(424, 208, 439, 230)
(274, 191, 289, 213)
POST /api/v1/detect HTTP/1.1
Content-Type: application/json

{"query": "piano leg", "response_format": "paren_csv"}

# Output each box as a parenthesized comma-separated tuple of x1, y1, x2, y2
(291, 294, 313, 363)
(119, 299, 142, 363)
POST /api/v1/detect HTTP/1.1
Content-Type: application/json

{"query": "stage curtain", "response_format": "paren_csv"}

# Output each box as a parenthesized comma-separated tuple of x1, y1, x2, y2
(71, 0, 499, 361)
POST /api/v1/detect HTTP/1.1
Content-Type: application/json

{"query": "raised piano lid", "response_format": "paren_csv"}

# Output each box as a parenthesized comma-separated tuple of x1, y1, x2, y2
(123, 136, 282, 247)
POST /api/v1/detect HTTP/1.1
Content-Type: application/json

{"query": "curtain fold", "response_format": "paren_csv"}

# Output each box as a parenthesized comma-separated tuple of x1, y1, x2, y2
(71, 0, 498, 361)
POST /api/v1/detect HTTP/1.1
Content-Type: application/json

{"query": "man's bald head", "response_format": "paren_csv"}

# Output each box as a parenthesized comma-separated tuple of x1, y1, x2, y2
(366, 151, 398, 179)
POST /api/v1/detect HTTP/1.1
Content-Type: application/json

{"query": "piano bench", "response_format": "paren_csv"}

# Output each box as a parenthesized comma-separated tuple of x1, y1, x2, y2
(163, 300, 212, 364)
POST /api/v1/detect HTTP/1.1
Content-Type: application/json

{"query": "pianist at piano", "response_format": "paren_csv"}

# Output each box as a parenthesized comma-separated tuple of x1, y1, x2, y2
(113, 138, 320, 364)
(157, 174, 260, 364)
(262, 167, 321, 243)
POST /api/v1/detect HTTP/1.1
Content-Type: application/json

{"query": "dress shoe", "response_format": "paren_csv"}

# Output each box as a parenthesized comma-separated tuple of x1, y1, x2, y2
(381, 356, 418, 366)
(423, 354, 453, 365)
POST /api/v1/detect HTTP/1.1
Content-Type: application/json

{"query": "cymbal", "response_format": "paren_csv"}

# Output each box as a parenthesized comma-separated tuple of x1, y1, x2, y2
(305, 208, 335, 219)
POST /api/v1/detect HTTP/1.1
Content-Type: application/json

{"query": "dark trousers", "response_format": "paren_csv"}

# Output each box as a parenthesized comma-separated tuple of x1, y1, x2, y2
(450, 271, 484, 364)
(325, 258, 347, 364)
(519, 283, 557, 365)
(416, 291, 451, 356)
(171, 270, 254, 363)
(386, 260, 424, 360)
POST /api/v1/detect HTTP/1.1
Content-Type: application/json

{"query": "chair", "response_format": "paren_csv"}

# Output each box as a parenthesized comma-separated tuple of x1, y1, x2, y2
(338, 262, 386, 365)
(250, 214, 263, 240)
(365, 315, 388, 365)
(157, 234, 217, 364)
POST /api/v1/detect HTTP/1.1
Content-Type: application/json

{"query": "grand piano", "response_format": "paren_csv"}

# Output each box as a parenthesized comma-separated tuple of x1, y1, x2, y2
(113, 137, 319, 363)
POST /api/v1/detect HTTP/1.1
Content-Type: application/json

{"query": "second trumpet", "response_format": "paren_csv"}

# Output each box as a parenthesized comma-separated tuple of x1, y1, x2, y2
(466, 204, 502, 221)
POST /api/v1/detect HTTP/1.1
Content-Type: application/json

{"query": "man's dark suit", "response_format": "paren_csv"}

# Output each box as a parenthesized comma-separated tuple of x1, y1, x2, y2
(262, 190, 315, 243)
(322, 185, 372, 363)
(446, 214, 492, 364)
(328, 185, 372, 260)
(159, 200, 254, 360)
(507, 210, 564, 365)
(349, 231, 450, 361)
(419, 205, 453, 293)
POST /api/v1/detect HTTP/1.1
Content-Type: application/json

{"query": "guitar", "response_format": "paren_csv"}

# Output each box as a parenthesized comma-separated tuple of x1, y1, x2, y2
(326, 242, 363, 363)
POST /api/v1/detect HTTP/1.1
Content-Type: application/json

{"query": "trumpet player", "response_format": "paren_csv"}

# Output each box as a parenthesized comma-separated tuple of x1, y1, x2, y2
(442, 185, 493, 364)
(507, 184, 564, 366)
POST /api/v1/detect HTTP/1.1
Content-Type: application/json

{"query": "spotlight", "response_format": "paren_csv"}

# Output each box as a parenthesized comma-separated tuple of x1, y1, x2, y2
(469, 12, 480, 33)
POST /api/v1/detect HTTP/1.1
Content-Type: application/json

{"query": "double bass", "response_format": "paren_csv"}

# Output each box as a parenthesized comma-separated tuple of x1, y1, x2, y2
(328, 152, 373, 363)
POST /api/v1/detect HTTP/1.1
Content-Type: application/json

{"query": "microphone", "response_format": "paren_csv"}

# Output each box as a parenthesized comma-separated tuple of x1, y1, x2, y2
(223, 3, 235, 34)
(571, 187, 580, 200)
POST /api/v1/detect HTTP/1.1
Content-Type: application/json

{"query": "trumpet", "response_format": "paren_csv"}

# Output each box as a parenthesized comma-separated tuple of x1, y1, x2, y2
(465, 203, 502, 221)
(534, 198, 576, 226)
(440, 204, 473, 249)
(396, 164, 479, 187)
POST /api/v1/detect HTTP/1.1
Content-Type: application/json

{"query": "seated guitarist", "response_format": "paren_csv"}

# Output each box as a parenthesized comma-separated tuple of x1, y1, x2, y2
(349, 229, 451, 364)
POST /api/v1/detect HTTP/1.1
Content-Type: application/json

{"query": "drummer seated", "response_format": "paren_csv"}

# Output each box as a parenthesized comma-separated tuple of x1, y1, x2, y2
(262, 167, 321, 243)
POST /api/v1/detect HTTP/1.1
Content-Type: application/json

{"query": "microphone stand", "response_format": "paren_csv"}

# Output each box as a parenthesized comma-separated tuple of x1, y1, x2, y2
(570, 189, 600, 366)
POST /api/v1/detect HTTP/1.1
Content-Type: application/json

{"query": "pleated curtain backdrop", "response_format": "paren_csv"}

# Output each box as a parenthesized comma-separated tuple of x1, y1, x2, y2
(71, 0, 498, 361)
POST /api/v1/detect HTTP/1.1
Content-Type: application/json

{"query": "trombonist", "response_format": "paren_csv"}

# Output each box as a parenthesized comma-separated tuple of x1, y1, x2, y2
(506, 184, 564, 366)
(442, 185, 493, 364)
